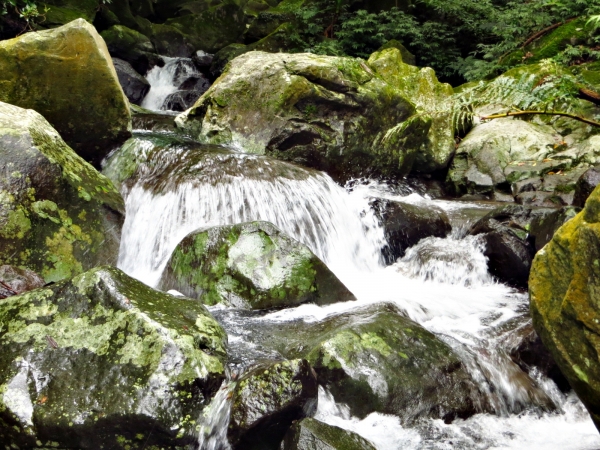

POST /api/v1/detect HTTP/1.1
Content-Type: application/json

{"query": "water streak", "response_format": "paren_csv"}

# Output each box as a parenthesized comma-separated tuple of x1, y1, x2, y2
(142, 57, 200, 111)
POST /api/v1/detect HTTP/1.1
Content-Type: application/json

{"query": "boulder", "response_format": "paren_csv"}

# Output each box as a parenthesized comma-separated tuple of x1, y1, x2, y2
(274, 303, 485, 423)
(371, 198, 452, 264)
(159, 221, 356, 310)
(0, 19, 132, 166)
(177, 50, 431, 182)
(0, 266, 228, 448)
(163, 73, 211, 112)
(193, 50, 214, 70)
(100, 24, 159, 75)
(112, 58, 151, 105)
(229, 359, 318, 450)
(0, 101, 124, 283)
(281, 418, 376, 450)
(368, 48, 455, 173)
(574, 166, 600, 207)
(0, 265, 44, 298)
(40, 0, 101, 26)
(530, 184, 600, 431)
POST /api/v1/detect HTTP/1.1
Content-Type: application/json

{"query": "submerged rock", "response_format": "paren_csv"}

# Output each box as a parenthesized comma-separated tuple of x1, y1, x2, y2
(0, 266, 228, 448)
(372, 198, 451, 264)
(0, 265, 44, 298)
(530, 184, 600, 431)
(177, 50, 431, 182)
(281, 418, 376, 450)
(0, 19, 132, 165)
(0, 101, 124, 283)
(160, 221, 355, 310)
(229, 359, 318, 450)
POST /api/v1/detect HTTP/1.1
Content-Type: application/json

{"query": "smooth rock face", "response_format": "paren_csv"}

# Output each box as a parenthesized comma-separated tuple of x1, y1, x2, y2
(574, 166, 600, 207)
(229, 359, 318, 450)
(372, 198, 452, 264)
(281, 418, 376, 450)
(0, 101, 124, 283)
(177, 50, 432, 182)
(0, 265, 44, 298)
(160, 221, 355, 310)
(0, 266, 228, 448)
(112, 57, 151, 105)
(274, 303, 484, 423)
(530, 185, 600, 431)
(0, 19, 132, 165)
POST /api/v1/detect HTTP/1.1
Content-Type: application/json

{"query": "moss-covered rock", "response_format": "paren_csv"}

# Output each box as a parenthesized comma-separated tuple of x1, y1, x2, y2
(0, 101, 124, 283)
(229, 359, 318, 450)
(281, 418, 377, 450)
(367, 48, 454, 173)
(272, 303, 485, 423)
(159, 221, 355, 309)
(0, 265, 228, 448)
(529, 184, 600, 432)
(0, 19, 132, 166)
(100, 24, 158, 75)
(40, 0, 101, 26)
(177, 50, 431, 182)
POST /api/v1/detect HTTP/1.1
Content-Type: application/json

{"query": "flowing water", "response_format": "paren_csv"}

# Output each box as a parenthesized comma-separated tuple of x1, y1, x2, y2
(141, 57, 201, 111)
(109, 131, 600, 449)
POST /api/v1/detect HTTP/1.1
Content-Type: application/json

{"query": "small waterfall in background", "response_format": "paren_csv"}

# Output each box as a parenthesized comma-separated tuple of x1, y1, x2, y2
(141, 57, 202, 111)
(107, 133, 600, 450)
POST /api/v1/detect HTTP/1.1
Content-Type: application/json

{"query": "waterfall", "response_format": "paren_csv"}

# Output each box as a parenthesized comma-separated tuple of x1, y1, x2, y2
(141, 57, 200, 111)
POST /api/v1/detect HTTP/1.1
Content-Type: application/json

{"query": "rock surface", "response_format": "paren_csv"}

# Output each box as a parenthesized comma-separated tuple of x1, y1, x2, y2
(0, 19, 132, 165)
(101, 24, 159, 75)
(229, 359, 318, 450)
(530, 184, 600, 431)
(0, 266, 228, 448)
(177, 50, 432, 182)
(160, 221, 355, 309)
(281, 418, 377, 450)
(0, 101, 124, 283)
(0, 265, 45, 298)
(112, 57, 150, 105)
(574, 166, 600, 207)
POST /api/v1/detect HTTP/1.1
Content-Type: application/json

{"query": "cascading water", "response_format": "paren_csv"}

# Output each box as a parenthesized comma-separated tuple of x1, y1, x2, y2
(141, 57, 201, 111)
(108, 133, 600, 449)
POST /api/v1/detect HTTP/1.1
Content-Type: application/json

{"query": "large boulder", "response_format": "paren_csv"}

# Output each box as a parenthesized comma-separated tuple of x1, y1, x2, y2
(0, 102, 124, 283)
(228, 359, 318, 450)
(159, 221, 356, 309)
(368, 48, 455, 173)
(100, 24, 159, 75)
(176, 50, 432, 182)
(281, 418, 376, 450)
(0, 19, 132, 166)
(530, 184, 600, 431)
(112, 57, 151, 105)
(41, 0, 101, 26)
(0, 266, 228, 448)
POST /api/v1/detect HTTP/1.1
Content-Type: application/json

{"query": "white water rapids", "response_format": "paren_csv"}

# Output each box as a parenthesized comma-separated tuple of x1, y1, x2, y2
(110, 135, 600, 449)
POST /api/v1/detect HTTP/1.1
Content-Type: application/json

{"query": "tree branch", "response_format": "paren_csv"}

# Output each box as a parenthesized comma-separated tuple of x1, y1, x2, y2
(480, 110, 600, 127)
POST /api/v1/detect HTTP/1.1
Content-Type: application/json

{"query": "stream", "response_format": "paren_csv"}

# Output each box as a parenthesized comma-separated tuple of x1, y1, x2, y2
(108, 63, 600, 449)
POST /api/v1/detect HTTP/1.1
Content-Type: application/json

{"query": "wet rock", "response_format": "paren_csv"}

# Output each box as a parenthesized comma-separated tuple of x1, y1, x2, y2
(177, 50, 432, 183)
(192, 50, 214, 70)
(0, 19, 132, 166)
(530, 184, 600, 431)
(281, 418, 376, 450)
(0, 265, 44, 298)
(160, 221, 355, 310)
(372, 198, 452, 264)
(0, 266, 228, 448)
(274, 303, 485, 423)
(112, 57, 151, 105)
(529, 206, 579, 251)
(129, 105, 180, 133)
(164, 75, 211, 111)
(516, 191, 566, 207)
(0, 101, 124, 283)
(574, 166, 600, 207)
(101, 24, 159, 75)
(229, 359, 318, 450)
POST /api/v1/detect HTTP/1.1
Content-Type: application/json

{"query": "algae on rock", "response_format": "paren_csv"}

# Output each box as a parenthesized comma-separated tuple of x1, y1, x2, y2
(0, 266, 227, 448)
(0, 101, 124, 283)
(0, 19, 132, 165)
(160, 221, 355, 310)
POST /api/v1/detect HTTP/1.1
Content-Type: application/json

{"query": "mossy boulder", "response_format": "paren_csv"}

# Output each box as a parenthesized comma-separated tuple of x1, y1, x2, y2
(273, 303, 484, 423)
(159, 221, 355, 310)
(228, 359, 318, 450)
(529, 184, 600, 431)
(368, 48, 454, 173)
(281, 418, 377, 450)
(0, 101, 124, 283)
(0, 19, 132, 166)
(100, 24, 158, 75)
(0, 265, 228, 448)
(40, 0, 101, 26)
(177, 50, 431, 182)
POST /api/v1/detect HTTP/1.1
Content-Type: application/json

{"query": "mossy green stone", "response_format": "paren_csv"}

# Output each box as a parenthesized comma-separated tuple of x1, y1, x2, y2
(530, 184, 600, 432)
(40, 0, 101, 25)
(0, 19, 131, 165)
(282, 418, 377, 450)
(160, 221, 355, 310)
(0, 266, 227, 448)
(0, 101, 124, 283)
